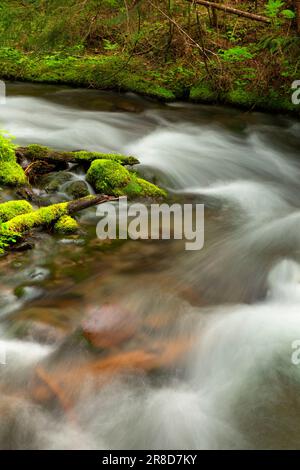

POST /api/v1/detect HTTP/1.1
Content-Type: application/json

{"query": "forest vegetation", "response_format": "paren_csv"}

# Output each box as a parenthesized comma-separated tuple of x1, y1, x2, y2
(0, 0, 299, 112)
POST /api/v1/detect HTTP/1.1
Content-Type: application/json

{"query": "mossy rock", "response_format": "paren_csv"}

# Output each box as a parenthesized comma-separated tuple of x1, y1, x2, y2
(118, 174, 167, 199)
(86, 159, 131, 195)
(0, 160, 27, 187)
(0, 200, 33, 223)
(0, 134, 27, 186)
(87, 159, 167, 199)
(54, 215, 79, 234)
(24, 144, 50, 160)
(65, 180, 90, 199)
(43, 171, 74, 192)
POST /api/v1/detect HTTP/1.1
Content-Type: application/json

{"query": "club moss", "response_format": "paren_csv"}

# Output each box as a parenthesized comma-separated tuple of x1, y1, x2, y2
(0, 200, 33, 223)
(54, 215, 79, 234)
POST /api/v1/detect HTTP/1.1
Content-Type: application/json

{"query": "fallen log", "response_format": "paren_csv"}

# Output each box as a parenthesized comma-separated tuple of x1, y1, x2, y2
(0, 195, 118, 252)
(16, 145, 139, 168)
(67, 194, 119, 214)
(186, 0, 271, 23)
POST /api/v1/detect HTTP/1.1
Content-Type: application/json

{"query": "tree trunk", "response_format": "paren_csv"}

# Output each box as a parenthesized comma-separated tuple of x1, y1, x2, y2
(211, 0, 218, 28)
(294, 0, 300, 34)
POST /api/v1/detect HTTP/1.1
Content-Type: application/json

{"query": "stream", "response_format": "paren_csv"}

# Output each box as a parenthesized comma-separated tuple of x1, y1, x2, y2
(1, 82, 300, 449)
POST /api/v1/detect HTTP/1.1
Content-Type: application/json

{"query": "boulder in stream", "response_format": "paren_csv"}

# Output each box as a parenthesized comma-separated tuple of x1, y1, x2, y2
(65, 180, 90, 199)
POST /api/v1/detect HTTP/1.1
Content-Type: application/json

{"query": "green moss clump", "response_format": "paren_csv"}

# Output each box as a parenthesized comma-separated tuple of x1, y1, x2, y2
(0, 133, 27, 186)
(54, 215, 79, 234)
(87, 159, 167, 199)
(119, 174, 167, 199)
(25, 144, 51, 160)
(0, 161, 27, 186)
(190, 83, 218, 103)
(5, 202, 69, 234)
(0, 200, 33, 222)
(72, 151, 139, 166)
(86, 159, 131, 194)
(120, 74, 175, 101)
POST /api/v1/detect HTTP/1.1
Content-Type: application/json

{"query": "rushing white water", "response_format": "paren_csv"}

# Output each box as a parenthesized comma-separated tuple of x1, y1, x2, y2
(1, 83, 300, 449)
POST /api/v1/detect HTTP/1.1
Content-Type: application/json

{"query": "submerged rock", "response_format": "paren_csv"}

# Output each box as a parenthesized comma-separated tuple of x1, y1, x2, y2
(81, 303, 137, 349)
(65, 180, 90, 199)
(42, 171, 74, 193)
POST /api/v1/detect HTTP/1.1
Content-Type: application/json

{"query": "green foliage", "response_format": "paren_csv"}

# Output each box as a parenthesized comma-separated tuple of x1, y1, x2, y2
(264, 0, 294, 26)
(280, 9, 296, 19)
(0, 224, 20, 254)
(265, 0, 284, 18)
(219, 47, 254, 62)
(0, 0, 298, 116)
(103, 39, 119, 51)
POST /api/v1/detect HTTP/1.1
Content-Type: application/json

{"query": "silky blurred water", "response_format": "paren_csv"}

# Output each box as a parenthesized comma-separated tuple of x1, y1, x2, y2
(0, 83, 300, 449)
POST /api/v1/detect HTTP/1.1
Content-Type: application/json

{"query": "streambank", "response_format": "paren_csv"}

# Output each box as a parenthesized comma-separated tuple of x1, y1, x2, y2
(0, 49, 298, 117)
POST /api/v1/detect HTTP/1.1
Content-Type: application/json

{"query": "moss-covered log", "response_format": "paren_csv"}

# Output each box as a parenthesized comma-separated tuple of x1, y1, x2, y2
(0, 195, 118, 253)
(0, 200, 33, 223)
(16, 145, 139, 168)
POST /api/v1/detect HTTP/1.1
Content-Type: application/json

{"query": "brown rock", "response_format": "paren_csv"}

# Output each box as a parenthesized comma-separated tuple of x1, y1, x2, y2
(82, 303, 137, 349)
